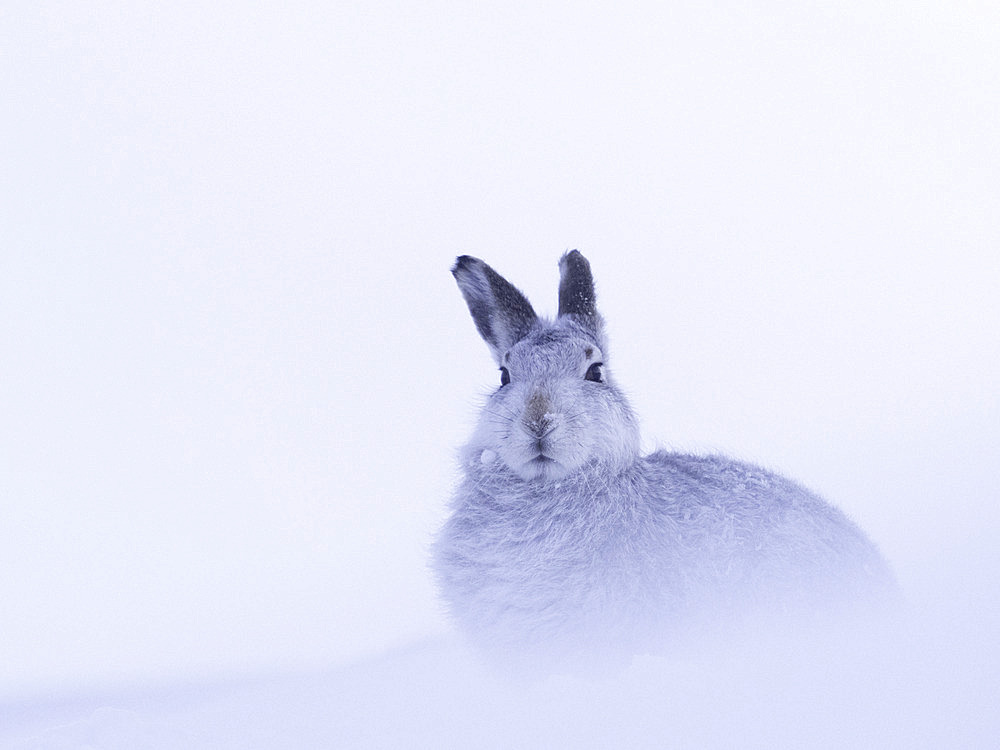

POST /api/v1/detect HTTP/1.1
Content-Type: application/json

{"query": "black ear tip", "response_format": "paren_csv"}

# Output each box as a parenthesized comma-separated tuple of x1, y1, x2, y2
(452, 255, 482, 278)
(559, 249, 590, 270)
(558, 249, 598, 318)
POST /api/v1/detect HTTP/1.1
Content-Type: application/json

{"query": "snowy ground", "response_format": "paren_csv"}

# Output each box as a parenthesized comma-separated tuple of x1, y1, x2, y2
(2, 561, 998, 749)
(3, 2, 999, 748)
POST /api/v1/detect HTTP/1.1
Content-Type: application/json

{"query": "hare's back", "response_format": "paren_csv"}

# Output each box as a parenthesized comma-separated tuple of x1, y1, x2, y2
(642, 450, 823, 513)
(641, 450, 888, 581)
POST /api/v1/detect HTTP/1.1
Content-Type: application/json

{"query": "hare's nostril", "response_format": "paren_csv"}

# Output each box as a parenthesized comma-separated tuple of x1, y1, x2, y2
(524, 418, 548, 439)
(524, 414, 557, 440)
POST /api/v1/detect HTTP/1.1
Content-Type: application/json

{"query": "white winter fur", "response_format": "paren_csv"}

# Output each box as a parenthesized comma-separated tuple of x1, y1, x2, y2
(433, 252, 896, 667)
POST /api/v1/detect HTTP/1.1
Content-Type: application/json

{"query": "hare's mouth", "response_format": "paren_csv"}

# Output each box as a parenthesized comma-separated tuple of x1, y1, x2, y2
(520, 453, 569, 481)
(530, 455, 556, 466)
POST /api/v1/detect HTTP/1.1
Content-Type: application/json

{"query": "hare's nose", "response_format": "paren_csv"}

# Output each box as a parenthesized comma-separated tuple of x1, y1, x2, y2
(523, 390, 555, 438)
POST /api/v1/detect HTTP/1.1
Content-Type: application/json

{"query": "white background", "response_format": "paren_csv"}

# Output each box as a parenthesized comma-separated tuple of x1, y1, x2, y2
(2, 0, 998, 727)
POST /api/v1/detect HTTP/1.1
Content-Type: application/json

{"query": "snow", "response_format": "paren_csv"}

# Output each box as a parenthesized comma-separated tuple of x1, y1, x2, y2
(3, 578, 999, 748)
(2, 1, 999, 747)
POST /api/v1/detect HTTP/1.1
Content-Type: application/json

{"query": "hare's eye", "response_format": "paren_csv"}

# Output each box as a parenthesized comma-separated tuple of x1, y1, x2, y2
(584, 362, 604, 383)
(499, 367, 510, 387)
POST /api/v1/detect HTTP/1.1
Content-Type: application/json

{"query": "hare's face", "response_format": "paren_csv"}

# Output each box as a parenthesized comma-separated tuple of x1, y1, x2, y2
(475, 323, 640, 482)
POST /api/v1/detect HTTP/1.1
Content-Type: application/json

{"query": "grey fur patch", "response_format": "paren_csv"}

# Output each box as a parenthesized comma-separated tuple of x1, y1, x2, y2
(452, 255, 538, 361)
(558, 250, 597, 319)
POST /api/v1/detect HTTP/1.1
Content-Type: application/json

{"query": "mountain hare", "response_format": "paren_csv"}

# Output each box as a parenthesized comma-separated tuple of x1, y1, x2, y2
(433, 251, 895, 663)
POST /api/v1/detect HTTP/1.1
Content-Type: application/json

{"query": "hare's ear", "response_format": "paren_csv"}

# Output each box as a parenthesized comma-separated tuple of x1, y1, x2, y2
(452, 256, 538, 363)
(558, 250, 601, 324)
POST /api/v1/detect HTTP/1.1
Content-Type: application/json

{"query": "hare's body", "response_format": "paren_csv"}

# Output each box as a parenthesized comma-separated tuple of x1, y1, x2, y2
(437, 448, 890, 657)
(433, 253, 894, 660)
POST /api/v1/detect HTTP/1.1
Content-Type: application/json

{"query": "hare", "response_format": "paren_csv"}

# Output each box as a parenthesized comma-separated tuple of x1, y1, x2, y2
(432, 251, 895, 663)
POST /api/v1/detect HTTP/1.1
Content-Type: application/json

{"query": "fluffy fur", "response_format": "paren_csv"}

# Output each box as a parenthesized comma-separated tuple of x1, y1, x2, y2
(433, 251, 895, 664)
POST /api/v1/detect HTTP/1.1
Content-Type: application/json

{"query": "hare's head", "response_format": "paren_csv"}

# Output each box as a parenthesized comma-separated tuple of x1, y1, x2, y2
(453, 251, 640, 482)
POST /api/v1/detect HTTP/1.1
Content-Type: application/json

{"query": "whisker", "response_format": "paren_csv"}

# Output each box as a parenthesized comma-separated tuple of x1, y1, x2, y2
(485, 408, 515, 424)
(489, 402, 521, 423)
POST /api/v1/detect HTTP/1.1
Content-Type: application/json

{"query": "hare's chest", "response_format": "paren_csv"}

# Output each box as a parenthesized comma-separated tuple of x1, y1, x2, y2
(476, 490, 641, 579)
